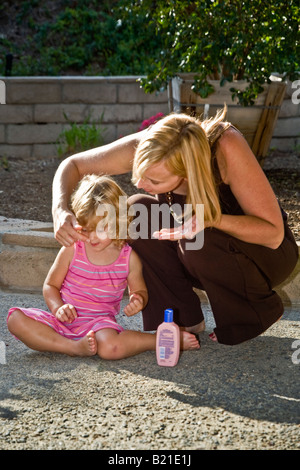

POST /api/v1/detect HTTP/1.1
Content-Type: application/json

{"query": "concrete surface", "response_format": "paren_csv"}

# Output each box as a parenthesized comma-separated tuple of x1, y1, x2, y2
(0, 217, 299, 451)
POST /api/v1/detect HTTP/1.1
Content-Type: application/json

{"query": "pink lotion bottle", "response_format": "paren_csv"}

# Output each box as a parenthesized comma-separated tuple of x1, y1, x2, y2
(156, 309, 180, 367)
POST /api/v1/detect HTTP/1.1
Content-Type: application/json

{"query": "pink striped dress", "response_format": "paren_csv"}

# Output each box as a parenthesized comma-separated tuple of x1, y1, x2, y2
(7, 241, 132, 340)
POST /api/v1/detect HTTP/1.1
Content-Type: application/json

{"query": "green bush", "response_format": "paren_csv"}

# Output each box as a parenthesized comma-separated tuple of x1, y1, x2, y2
(0, 0, 163, 76)
(56, 112, 106, 158)
(136, 0, 299, 105)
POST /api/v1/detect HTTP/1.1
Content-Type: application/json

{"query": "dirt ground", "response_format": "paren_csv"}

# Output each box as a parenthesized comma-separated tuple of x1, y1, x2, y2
(0, 150, 299, 241)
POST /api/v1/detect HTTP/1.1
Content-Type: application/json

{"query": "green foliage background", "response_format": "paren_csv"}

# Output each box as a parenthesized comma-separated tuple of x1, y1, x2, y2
(0, 0, 299, 105)
(0, 0, 163, 76)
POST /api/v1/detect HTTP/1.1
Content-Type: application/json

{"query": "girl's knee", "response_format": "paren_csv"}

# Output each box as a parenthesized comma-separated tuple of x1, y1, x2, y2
(7, 309, 24, 333)
(97, 339, 123, 360)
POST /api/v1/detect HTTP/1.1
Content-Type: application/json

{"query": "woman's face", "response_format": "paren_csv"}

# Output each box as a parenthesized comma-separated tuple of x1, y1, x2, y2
(136, 161, 184, 195)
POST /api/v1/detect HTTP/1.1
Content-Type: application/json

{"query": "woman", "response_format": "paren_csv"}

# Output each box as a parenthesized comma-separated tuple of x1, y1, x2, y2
(52, 109, 298, 345)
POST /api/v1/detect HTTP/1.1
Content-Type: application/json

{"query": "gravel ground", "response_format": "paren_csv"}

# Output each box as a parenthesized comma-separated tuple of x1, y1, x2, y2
(0, 150, 299, 453)
(0, 290, 299, 452)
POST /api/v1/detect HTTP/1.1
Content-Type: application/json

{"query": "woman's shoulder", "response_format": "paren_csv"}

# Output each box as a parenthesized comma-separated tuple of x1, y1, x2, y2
(215, 125, 255, 184)
(217, 125, 252, 157)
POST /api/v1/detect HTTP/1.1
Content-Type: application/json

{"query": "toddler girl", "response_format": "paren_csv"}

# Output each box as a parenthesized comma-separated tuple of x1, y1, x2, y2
(7, 175, 199, 359)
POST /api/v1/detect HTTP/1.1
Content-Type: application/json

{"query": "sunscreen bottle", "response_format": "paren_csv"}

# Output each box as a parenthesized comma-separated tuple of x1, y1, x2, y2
(156, 309, 180, 367)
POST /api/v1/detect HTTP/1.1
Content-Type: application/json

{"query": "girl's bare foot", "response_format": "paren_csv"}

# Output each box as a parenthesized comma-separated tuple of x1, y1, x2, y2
(74, 330, 97, 356)
(181, 331, 200, 350)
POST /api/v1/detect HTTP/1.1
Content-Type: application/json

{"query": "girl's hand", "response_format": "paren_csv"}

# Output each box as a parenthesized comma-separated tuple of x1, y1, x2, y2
(55, 304, 77, 323)
(124, 293, 144, 317)
(152, 215, 204, 241)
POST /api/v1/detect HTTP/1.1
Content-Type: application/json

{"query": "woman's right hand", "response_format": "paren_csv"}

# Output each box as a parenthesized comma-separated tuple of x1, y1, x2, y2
(53, 208, 89, 247)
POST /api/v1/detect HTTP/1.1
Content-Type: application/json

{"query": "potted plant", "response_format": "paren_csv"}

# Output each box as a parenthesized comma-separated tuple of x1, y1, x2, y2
(136, 0, 299, 163)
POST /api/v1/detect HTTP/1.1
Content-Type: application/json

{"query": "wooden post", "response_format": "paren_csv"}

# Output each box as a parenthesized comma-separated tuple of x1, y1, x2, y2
(252, 82, 286, 166)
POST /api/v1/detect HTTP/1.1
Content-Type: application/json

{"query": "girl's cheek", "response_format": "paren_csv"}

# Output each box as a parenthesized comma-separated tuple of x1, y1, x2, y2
(96, 229, 109, 240)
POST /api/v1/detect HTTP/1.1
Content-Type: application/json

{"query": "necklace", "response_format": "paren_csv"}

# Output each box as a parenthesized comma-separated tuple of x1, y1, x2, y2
(165, 191, 184, 224)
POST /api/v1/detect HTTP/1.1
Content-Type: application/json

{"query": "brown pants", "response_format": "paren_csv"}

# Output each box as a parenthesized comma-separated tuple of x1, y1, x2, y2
(128, 194, 299, 345)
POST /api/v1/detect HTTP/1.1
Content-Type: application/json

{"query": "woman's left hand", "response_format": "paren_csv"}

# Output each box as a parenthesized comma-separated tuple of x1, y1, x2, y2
(152, 215, 204, 241)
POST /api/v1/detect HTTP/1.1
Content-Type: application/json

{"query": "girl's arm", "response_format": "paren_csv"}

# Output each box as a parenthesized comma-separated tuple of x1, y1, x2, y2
(43, 245, 76, 321)
(124, 249, 148, 317)
(211, 128, 284, 249)
(52, 131, 145, 247)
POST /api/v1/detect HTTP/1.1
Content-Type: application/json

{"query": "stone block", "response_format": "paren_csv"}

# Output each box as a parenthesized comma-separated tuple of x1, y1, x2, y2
(142, 103, 170, 121)
(34, 104, 89, 123)
(0, 250, 58, 290)
(62, 83, 117, 104)
(118, 84, 168, 104)
(102, 124, 117, 144)
(7, 124, 63, 144)
(2, 230, 59, 249)
(7, 82, 62, 104)
(278, 99, 300, 118)
(0, 144, 32, 159)
(273, 117, 300, 137)
(117, 122, 141, 138)
(32, 143, 58, 159)
(89, 104, 142, 123)
(0, 105, 33, 123)
(270, 137, 298, 152)
(0, 125, 5, 143)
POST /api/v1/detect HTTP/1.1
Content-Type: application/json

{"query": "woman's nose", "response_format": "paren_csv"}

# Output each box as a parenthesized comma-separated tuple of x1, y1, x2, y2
(136, 178, 144, 189)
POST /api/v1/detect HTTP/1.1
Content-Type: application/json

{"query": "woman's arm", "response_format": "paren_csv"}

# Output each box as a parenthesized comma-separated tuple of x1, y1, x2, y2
(212, 128, 284, 249)
(52, 131, 145, 247)
(124, 249, 148, 317)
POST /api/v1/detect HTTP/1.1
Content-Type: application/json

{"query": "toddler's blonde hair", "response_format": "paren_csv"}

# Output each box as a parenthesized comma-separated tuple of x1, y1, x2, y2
(71, 174, 132, 247)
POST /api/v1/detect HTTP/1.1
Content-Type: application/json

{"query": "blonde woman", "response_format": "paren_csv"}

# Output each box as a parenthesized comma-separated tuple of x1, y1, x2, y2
(52, 110, 298, 345)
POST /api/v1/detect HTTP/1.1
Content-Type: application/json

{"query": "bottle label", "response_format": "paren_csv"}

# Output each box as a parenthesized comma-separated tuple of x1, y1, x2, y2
(158, 328, 175, 359)
(158, 346, 166, 359)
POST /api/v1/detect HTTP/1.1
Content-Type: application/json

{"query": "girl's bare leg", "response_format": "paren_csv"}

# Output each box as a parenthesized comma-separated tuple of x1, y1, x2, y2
(7, 309, 96, 357)
(95, 328, 200, 360)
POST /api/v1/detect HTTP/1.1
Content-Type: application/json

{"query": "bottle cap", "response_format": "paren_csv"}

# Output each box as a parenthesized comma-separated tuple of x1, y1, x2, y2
(164, 309, 173, 322)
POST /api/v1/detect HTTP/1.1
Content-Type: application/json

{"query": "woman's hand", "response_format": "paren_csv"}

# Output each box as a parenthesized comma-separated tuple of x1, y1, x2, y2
(124, 293, 144, 317)
(53, 208, 89, 247)
(55, 304, 78, 323)
(152, 215, 204, 241)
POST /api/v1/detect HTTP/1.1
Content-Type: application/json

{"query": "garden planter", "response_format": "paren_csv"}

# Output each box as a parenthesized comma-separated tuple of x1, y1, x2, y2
(168, 74, 286, 165)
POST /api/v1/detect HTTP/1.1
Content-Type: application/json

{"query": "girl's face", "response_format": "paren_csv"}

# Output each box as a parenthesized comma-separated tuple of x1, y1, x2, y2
(136, 161, 185, 195)
(79, 222, 112, 252)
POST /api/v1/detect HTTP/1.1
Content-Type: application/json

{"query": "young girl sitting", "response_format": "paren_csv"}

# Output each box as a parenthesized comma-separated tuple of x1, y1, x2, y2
(7, 175, 199, 360)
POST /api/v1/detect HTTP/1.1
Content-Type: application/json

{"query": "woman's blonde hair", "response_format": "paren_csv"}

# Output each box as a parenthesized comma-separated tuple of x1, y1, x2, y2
(70, 174, 131, 248)
(132, 107, 230, 225)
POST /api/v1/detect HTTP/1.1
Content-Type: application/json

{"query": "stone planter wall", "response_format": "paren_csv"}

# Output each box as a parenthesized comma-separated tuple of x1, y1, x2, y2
(0, 76, 299, 160)
(0, 76, 169, 160)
